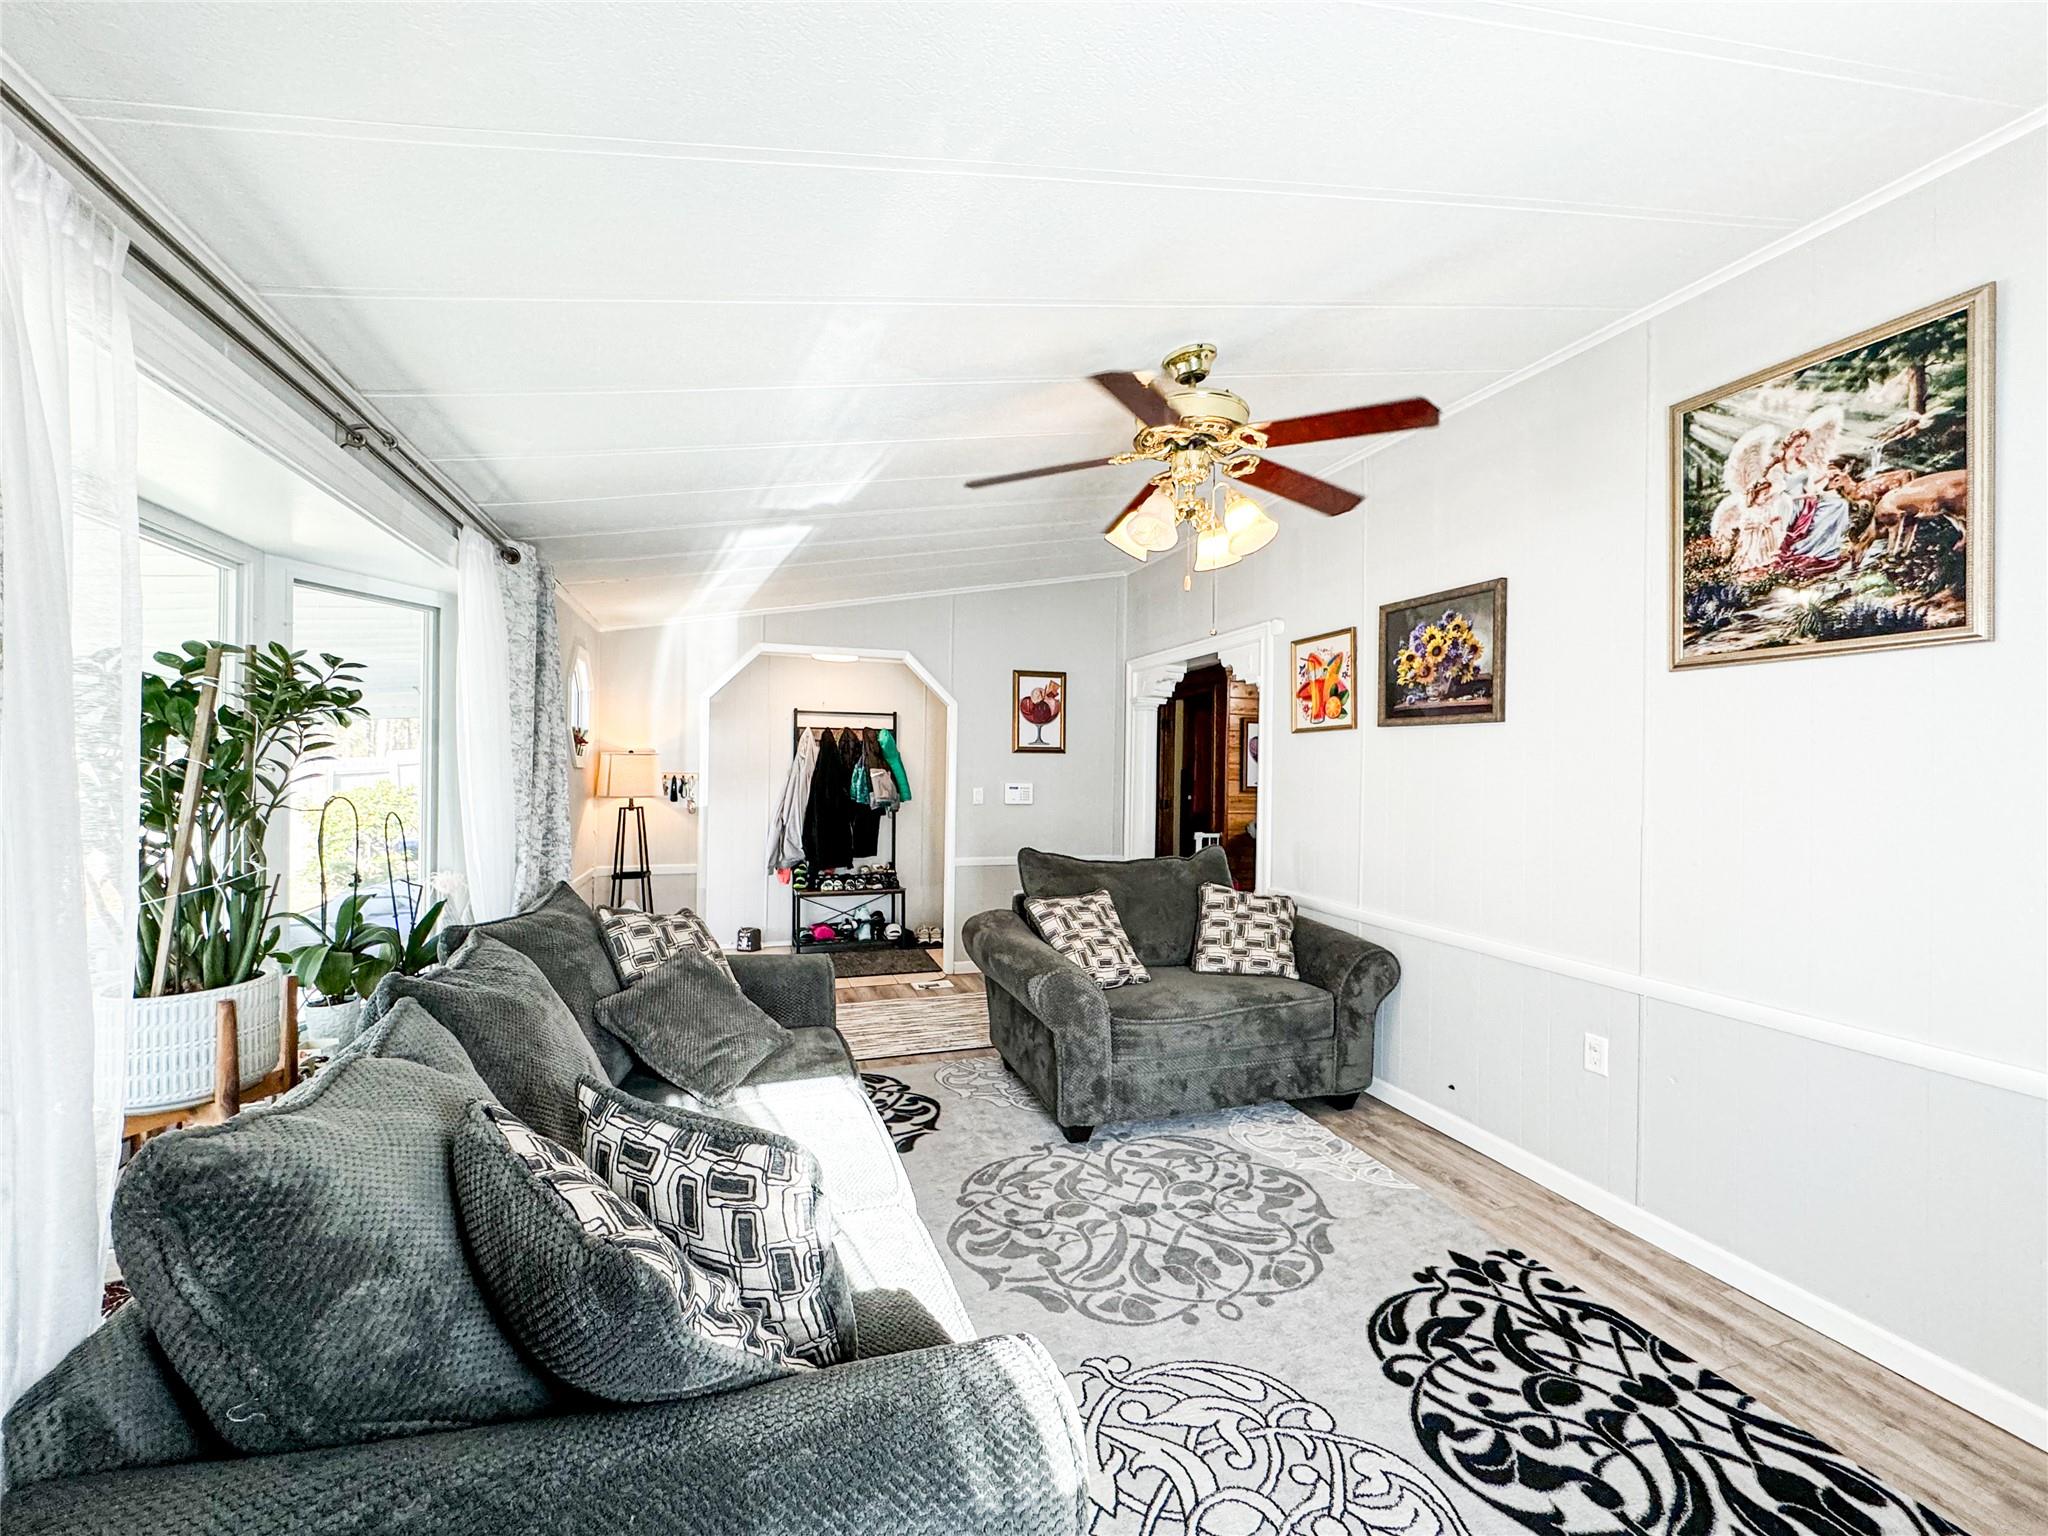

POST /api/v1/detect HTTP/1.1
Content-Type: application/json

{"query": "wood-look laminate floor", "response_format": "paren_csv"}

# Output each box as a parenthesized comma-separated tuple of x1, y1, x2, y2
(832, 959, 983, 1005)
(860, 1029, 2047, 1533)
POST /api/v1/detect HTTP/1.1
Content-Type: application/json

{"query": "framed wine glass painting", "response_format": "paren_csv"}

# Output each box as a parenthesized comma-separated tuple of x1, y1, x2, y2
(1013, 670, 1066, 753)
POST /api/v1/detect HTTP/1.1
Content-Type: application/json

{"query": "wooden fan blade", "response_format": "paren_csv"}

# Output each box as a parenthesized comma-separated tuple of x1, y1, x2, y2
(1259, 397, 1439, 448)
(1240, 459, 1362, 516)
(1103, 481, 1155, 536)
(1091, 371, 1178, 427)
(964, 455, 1119, 489)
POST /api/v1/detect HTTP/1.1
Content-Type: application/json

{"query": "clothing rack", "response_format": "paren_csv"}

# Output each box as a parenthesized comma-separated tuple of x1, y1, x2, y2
(790, 709, 911, 955)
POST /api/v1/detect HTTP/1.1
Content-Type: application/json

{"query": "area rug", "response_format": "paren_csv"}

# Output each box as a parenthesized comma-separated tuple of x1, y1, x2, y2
(862, 1057, 1968, 1536)
(825, 946, 941, 979)
(836, 992, 990, 1061)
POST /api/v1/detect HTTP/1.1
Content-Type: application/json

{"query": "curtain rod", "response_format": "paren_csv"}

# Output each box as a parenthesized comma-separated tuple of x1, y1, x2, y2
(1, 82, 521, 565)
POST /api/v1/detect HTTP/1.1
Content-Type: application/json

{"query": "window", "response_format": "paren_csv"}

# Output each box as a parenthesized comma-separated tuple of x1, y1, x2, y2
(286, 582, 437, 928)
(568, 650, 594, 764)
(139, 528, 238, 672)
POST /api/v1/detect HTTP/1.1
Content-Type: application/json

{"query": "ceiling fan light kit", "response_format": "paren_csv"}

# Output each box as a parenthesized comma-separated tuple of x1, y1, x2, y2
(964, 344, 1439, 572)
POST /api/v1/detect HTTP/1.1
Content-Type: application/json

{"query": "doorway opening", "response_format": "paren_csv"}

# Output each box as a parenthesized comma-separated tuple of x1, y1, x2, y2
(1154, 663, 1259, 888)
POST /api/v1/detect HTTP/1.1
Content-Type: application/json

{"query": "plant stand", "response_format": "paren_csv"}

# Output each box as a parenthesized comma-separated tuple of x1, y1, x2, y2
(121, 977, 301, 1158)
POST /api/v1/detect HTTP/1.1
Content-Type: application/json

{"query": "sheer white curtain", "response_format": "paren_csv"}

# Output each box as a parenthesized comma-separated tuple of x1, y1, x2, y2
(0, 126, 141, 1425)
(455, 526, 517, 921)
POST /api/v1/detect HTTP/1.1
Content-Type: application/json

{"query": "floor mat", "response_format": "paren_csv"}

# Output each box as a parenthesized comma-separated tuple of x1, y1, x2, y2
(864, 1057, 1971, 1536)
(837, 993, 990, 1061)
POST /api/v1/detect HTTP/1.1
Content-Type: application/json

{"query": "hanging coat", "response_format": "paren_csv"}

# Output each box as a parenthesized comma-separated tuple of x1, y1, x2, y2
(802, 729, 856, 870)
(844, 728, 883, 860)
(767, 728, 819, 871)
(876, 728, 913, 803)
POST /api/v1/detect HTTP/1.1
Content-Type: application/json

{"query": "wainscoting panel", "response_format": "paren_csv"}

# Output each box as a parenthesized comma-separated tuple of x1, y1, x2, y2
(1639, 1000, 2048, 1412)
(1358, 918, 1642, 1203)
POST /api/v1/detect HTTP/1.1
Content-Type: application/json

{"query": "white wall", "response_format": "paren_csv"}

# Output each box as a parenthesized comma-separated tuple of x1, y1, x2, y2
(572, 576, 1127, 951)
(1125, 132, 2047, 1440)
(707, 654, 947, 946)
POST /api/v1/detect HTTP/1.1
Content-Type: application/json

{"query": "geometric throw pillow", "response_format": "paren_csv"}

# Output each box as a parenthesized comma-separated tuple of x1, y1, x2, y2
(452, 1102, 803, 1405)
(597, 905, 737, 987)
(1022, 889, 1150, 989)
(578, 1079, 855, 1366)
(1191, 883, 1298, 978)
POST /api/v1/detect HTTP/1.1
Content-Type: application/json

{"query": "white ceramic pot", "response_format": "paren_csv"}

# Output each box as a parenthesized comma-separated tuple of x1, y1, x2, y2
(113, 970, 285, 1113)
(301, 995, 369, 1053)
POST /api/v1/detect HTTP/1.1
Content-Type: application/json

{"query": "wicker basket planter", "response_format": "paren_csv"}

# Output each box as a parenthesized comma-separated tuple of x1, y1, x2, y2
(114, 971, 284, 1113)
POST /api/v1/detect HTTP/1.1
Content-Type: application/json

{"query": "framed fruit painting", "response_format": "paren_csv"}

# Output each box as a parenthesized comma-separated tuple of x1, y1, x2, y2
(1289, 627, 1357, 733)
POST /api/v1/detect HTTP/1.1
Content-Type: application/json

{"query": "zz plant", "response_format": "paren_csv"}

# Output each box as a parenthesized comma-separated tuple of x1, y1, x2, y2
(137, 642, 367, 996)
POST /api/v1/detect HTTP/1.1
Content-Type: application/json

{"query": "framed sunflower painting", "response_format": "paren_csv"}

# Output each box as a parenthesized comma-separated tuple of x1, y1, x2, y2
(1376, 579, 1507, 727)
(1289, 627, 1357, 732)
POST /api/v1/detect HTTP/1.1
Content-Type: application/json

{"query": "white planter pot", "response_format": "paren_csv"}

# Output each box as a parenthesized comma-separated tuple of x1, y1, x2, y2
(113, 971, 285, 1113)
(302, 995, 369, 1053)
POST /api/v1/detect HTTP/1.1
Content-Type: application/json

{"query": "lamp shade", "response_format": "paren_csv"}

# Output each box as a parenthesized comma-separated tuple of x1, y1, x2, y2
(598, 750, 660, 799)
(1192, 524, 1241, 572)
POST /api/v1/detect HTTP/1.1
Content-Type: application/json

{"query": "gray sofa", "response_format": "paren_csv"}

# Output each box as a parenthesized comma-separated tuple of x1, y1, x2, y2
(3, 888, 1088, 1536)
(963, 848, 1400, 1142)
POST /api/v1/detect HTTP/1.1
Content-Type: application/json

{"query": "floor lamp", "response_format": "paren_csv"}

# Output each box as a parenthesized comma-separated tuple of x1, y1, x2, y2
(598, 750, 659, 910)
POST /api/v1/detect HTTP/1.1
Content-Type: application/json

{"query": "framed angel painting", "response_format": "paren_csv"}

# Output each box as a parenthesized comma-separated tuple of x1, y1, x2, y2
(1670, 285, 1993, 669)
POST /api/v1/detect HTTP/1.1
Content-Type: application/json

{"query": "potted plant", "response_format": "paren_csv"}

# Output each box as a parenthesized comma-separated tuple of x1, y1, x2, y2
(281, 798, 446, 1048)
(120, 642, 367, 1112)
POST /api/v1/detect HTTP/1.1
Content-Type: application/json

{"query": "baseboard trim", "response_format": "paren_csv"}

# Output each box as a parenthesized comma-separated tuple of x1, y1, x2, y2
(1287, 892, 2044, 1100)
(1366, 1079, 2048, 1450)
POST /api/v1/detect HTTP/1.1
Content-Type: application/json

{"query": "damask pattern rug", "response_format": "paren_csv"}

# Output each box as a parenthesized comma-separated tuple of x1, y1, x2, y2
(863, 1059, 1968, 1536)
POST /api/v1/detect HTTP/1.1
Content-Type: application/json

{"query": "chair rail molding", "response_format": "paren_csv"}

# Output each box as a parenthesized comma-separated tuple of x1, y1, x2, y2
(1286, 890, 2046, 1100)
(1122, 621, 1284, 891)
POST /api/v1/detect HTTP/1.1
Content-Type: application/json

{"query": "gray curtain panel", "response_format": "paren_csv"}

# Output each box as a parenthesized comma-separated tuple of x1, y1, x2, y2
(499, 541, 573, 912)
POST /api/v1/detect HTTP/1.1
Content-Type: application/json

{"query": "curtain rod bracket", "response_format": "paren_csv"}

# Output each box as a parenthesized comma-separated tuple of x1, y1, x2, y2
(336, 422, 397, 452)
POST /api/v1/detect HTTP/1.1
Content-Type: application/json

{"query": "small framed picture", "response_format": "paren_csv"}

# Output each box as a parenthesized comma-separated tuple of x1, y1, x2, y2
(1013, 670, 1066, 753)
(1377, 578, 1507, 727)
(1240, 720, 1260, 789)
(1289, 628, 1358, 732)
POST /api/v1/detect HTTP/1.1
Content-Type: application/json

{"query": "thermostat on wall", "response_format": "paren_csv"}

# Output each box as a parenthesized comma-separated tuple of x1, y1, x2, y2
(1004, 782, 1033, 805)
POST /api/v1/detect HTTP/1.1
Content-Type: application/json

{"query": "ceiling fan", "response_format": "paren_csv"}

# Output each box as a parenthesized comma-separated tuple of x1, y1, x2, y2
(963, 343, 1439, 570)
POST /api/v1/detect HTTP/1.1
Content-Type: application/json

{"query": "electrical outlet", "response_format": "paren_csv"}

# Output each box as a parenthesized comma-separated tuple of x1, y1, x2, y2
(1583, 1032, 1610, 1077)
(971, 786, 984, 805)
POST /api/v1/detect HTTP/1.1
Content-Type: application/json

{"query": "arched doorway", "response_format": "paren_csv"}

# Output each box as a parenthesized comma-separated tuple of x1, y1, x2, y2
(697, 643, 958, 972)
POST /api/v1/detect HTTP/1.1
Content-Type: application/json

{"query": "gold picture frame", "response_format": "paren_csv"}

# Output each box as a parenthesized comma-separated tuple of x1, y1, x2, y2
(1376, 579, 1508, 727)
(1288, 627, 1358, 732)
(1012, 670, 1066, 753)
(1669, 284, 1994, 670)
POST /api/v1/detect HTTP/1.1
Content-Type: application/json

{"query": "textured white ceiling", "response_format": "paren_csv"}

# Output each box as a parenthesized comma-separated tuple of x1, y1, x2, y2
(7, 1, 2043, 626)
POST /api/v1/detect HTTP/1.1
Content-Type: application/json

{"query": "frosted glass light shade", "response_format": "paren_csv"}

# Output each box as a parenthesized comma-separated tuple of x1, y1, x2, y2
(1104, 518, 1150, 561)
(1222, 487, 1278, 557)
(1105, 490, 1181, 562)
(598, 750, 660, 799)
(1193, 525, 1241, 572)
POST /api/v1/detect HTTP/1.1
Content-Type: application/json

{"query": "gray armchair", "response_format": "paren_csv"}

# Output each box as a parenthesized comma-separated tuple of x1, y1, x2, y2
(963, 848, 1399, 1141)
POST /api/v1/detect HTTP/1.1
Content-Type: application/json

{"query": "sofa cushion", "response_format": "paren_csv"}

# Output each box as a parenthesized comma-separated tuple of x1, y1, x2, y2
(111, 1001, 558, 1454)
(453, 1102, 798, 1403)
(592, 947, 790, 1103)
(1191, 884, 1299, 979)
(1017, 846, 1233, 968)
(597, 905, 737, 987)
(368, 933, 606, 1145)
(1022, 890, 1150, 989)
(440, 881, 632, 1082)
(0, 1304, 220, 1490)
(1103, 967, 1334, 1058)
(578, 1080, 856, 1366)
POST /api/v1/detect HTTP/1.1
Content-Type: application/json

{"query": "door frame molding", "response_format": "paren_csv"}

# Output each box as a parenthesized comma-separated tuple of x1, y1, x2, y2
(1121, 620, 1283, 889)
